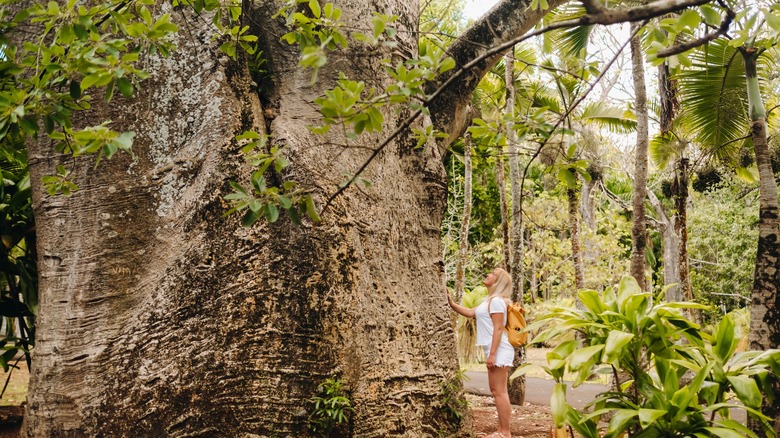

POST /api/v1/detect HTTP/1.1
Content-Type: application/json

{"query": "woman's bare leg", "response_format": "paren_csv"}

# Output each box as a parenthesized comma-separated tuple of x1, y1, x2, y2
(487, 365, 511, 437)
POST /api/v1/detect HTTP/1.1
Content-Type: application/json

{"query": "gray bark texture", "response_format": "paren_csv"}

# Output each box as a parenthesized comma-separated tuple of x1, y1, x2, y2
(629, 24, 649, 292)
(568, 187, 585, 292)
(24, 1, 467, 436)
(455, 132, 473, 303)
(646, 191, 681, 302)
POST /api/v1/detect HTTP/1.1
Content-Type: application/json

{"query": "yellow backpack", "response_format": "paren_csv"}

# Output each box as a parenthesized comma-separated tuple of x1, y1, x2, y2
(489, 298, 529, 347)
(505, 302, 528, 347)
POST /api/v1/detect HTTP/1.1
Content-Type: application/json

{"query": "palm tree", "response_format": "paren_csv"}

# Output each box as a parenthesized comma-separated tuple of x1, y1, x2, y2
(674, 30, 780, 436)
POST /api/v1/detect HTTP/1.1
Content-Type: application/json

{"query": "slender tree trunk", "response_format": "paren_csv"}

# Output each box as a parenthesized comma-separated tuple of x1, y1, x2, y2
(505, 50, 525, 301)
(629, 24, 649, 292)
(24, 2, 465, 436)
(568, 186, 585, 291)
(503, 50, 526, 407)
(580, 178, 596, 231)
(674, 157, 696, 319)
(647, 191, 681, 302)
(455, 133, 474, 303)
(497, 150, 512, 271)
(740, 47, 780, 437)
(658, 59, 686, 305)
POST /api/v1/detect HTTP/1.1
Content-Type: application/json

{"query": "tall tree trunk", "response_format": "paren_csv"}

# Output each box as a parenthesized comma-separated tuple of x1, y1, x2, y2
(629, 23, 649, 292)
(455, 132, 474, 303)
(673, 157, 696, 319)
(740, 47, 780, 437)
(580, 178, 596, 231)
(503, 50, 526, 407)
(505, 50, 525, 301)
(24, 2, 465, 436)
(568, 186, 585, 291)
(647, 191, 681, 302)
(658, 59, 687, 305)
(497, 152, 512, 270)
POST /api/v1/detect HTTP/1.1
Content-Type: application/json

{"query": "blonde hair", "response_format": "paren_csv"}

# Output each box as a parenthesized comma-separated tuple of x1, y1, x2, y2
(488, 267, 512, 306)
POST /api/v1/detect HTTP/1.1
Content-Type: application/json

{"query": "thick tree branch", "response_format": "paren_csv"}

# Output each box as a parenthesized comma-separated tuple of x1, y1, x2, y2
(426, 0, 716, 146)
(325, 0, 718, 211)
(425, 0, 568, 147)
(656, 8, 735, 58)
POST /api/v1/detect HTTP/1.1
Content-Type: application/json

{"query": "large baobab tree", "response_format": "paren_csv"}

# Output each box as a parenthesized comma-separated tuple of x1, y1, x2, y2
(11, 0, 730, 435)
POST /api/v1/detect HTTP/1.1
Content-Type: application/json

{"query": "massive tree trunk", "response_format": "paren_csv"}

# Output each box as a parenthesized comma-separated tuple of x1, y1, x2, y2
(629, 23, 649, 292)
(24, 1, 464, 436)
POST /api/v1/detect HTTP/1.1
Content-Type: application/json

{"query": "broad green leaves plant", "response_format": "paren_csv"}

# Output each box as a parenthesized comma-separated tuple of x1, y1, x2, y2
(513, 276, 780, 437)
(0, 133, 36, 395)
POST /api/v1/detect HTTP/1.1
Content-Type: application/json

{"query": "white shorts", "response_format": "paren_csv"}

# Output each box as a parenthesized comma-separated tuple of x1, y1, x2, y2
(481, 344, 515, 367)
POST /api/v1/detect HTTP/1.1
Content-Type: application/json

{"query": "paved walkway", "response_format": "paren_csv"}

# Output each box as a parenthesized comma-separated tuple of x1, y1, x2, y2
(463, 370, 747, 423)
(464, 371, 607, 410)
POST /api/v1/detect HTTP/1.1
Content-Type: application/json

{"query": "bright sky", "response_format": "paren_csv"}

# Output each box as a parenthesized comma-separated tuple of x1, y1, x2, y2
(462, 0, 500, 20)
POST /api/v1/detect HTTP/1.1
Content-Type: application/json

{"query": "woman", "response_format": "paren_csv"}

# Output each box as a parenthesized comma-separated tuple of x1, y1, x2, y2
(448, 268, 514, 438)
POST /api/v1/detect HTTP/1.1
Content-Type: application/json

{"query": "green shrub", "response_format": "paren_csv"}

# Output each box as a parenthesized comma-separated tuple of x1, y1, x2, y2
(514, 276, 780, 438)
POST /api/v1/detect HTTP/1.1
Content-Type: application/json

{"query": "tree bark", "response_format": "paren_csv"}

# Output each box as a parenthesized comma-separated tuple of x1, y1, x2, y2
(740, 47, 780, 437)
(673, 157, 696, 319)
(455, 132, 474, 303)
(426, 0, 567, 147)
(503, 51, 526, 407)
(629, 23, 649, 292)
(496, 151, 512, 272)
(505, 50, 525, 301)
(568, 187, 585, 291)
(647, 190, 681, 302)
(25, 1, 465, 436)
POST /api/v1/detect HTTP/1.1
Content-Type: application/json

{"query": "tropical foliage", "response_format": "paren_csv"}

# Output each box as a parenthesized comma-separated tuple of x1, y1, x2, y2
(516, 276, 780, 438)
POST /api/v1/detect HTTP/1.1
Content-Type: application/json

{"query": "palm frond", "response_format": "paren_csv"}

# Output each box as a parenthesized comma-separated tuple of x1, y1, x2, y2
(649, 132, 677, 169)
(578, 101, 637, 133)
(541, 3, 591, 58)
(676, 40, 749, 149)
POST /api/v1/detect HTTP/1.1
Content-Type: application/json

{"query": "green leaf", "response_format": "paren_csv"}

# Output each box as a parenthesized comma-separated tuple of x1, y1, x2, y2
(678, 9, 701, 29)
(765, 10, 780, 32)
(304, 195, 321, 222)
(713, 315, 737, 361)
(265, 204, 279, 223)
(309, 0, 321, 18)
(439, 57, 456, 73)
(557, 168, 576, 189)
(604, 331, 634, 365)
(117, 77, 133, 98)
(705, 427, 752, 438)
(550, 383, 567, 427)
(700, 5, 722, 27)
(726, 376, 761, 408)
(638, 409, 667, 428)
(568, 345, 603, 371)
(242, 208, 261, 227)
(577, 290, 604, 314)
(607, 409, 638, 436)
(70, 80, 81, 99)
